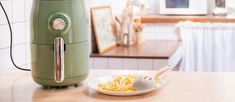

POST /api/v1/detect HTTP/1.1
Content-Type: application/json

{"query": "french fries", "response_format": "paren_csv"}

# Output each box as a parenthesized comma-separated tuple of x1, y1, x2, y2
(98, 75, 138, 92)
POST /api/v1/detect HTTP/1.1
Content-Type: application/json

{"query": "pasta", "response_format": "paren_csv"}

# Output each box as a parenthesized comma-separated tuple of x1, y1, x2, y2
(98, 75, 139, 92)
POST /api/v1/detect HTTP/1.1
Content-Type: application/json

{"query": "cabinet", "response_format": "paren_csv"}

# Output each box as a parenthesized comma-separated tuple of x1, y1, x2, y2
(90, 58, 167, 70)
(90, 40, 180, 70)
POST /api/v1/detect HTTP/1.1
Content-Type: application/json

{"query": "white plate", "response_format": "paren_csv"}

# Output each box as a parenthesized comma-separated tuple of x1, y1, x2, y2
(87, 75, 166, 96)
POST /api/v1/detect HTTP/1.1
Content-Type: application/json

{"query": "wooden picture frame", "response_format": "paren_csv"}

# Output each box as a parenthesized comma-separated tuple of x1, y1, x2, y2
(91, 6, 117, 53)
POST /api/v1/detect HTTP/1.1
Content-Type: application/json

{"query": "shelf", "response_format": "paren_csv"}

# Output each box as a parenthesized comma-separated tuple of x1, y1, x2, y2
(141, 15, 235, 23)
(90, 40, 181, 59)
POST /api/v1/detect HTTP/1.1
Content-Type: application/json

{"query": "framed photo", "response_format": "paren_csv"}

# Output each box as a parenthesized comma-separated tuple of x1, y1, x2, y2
(159, 0, 208, 15)
(91, 6, 117, 53)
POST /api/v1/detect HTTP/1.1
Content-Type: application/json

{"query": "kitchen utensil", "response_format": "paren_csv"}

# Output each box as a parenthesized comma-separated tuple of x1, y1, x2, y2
(133, 65, 170, 91)
(31, 0, 89, 87)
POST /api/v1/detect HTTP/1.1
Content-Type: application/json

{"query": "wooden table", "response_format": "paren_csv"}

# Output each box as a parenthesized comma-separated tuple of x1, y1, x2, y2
(1, 68, 235, 102)
(91, 40, 181, 59)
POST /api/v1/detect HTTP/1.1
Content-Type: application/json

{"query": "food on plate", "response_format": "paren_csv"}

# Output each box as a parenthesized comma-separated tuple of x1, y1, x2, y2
(98, 75, 139, 92)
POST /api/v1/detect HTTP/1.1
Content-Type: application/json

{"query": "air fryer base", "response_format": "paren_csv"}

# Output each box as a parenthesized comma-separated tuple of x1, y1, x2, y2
(33, 73, 88, 87)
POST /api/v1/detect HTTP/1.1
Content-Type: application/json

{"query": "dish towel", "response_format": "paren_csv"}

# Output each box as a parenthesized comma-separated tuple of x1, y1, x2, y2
(173, 21, 235, 72)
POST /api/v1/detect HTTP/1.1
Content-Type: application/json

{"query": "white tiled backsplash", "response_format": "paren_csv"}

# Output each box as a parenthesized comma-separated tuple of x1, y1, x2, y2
(0, 0, 32, 68)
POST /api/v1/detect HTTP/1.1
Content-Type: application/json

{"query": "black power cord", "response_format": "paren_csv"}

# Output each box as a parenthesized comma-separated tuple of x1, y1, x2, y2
(0, 2, 31, 71)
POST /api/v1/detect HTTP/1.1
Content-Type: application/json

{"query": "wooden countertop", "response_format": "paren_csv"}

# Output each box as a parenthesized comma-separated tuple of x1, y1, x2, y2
(91, 40, 181, 59)
(141, 15, 235, 23)
(1, 68, 235, 102)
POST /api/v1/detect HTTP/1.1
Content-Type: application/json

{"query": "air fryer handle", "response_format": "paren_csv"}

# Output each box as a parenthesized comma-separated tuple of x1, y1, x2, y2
(54, 37, 64, 83)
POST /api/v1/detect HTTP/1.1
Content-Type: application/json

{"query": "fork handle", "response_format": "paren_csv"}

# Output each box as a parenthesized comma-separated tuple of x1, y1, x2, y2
(154, 65, 171, 79)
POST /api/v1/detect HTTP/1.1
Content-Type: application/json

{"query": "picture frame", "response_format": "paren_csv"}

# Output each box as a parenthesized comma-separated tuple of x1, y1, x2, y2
(91, 6, 117, 53)
(159, 0, 208, 15)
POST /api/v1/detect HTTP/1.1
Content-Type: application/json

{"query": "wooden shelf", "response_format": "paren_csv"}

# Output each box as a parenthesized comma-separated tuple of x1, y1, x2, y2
(90, 40, 181, 59)
(141, 15, 235, 23)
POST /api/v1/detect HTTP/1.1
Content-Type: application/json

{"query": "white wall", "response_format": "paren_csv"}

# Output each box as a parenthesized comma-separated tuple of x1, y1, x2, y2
(0, 0, 32, 68)
(86, 0, 179, 42)
(226, 0, 235, 12)
(86, 0, 219, 41)
(86, 0, 127, 16)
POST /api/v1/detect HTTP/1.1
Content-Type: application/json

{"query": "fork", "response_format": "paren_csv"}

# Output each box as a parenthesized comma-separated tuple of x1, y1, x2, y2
(133, 65, 171, 91)
(141, 65, 170, 80)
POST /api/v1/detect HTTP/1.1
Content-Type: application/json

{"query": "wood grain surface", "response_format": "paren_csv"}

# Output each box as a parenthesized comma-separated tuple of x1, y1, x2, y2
(91, 40, 181, 59)
(141, 15, 235, 23)
(1, 69, 235, 102)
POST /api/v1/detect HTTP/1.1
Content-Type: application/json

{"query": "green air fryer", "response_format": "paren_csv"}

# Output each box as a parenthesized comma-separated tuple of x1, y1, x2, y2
(31, 0, 89, 87)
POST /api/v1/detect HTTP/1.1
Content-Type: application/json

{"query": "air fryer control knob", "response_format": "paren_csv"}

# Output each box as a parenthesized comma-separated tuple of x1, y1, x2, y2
(48, 13, 71, 35)
(52, 18, 66, 31)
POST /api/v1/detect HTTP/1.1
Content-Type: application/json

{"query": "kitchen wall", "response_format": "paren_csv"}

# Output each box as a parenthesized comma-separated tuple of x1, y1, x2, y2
(0, 0, 32, 68)
(86, 0, 127, 16)
(87, 0, 179, 41)
(87, 0, 218, 41)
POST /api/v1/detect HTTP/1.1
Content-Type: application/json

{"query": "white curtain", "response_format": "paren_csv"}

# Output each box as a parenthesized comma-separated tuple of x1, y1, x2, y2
(176, 21, 235, 72)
